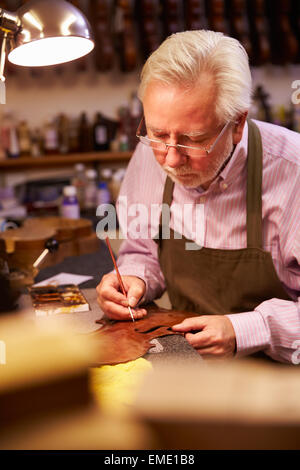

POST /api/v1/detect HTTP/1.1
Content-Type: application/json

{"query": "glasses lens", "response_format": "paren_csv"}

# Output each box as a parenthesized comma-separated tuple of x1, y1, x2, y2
(140, 137, 166, 153)
(178, 146, 207, 157)
(139, 137, 208, 157)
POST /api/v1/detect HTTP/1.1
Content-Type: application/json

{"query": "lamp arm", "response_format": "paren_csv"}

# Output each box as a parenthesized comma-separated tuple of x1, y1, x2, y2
(0, 32, 7, 81)
(0, 8, 21, 35)
(0, 8, 21, 102)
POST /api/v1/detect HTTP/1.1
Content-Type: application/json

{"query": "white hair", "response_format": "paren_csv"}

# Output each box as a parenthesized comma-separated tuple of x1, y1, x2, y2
(138, 30, 252, 123)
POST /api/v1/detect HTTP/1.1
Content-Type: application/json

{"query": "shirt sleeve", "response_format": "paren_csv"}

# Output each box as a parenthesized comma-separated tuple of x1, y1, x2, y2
(226, 298, 300, 363)
(114, 142, 167, 304)
(117, 238, 166, 304)
(227, 224, 300, 364)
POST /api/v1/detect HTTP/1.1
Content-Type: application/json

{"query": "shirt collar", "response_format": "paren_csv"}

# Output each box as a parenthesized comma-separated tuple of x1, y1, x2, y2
(218, 120, 248, 184)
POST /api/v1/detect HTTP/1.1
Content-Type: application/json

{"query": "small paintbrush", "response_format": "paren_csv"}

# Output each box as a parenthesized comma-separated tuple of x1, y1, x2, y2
(105, 236, 135, 322)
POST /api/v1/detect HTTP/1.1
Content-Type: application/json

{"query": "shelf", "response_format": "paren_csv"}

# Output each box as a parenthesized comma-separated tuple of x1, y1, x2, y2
(0, 151, 132, 171)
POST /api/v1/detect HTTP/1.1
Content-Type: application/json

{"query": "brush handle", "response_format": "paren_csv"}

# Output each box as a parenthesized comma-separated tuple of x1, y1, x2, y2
(105, 237, 126, 296)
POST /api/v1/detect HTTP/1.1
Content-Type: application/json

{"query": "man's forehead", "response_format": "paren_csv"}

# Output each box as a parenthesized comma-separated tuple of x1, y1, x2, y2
(143, 81, 218, 134)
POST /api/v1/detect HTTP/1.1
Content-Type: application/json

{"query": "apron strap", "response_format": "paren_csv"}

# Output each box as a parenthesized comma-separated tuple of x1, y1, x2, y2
(162, 175, 175, 209)
(246, 119, 263, 249)
(157, 176, 175, 243)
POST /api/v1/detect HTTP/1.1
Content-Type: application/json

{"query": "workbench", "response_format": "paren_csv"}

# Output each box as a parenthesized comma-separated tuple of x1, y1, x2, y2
(15, 241, 203, 365)
(2, 242, 300, 450)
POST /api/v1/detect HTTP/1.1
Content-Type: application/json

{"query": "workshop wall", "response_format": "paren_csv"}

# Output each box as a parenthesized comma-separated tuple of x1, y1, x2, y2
(4, 64, 300, 128)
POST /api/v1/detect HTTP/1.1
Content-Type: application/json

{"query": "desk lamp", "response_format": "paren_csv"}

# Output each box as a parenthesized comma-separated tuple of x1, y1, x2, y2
(0, 0, 94, 102)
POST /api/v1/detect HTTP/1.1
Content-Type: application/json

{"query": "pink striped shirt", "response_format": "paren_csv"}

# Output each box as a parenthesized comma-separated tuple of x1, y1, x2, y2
(116, 120, 300, 364)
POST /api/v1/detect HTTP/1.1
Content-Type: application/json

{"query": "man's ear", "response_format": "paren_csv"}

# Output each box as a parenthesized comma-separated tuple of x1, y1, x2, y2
(232, 111, 248, 145)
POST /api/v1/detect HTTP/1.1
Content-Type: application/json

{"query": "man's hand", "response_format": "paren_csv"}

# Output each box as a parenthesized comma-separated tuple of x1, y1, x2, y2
(96, 273, 147, 320)
(172, 315, 236, 358)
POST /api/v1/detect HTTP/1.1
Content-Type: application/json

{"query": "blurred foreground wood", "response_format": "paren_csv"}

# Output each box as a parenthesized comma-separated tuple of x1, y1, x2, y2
(0, 315, 153, 450)
(133, 359, 300, 450)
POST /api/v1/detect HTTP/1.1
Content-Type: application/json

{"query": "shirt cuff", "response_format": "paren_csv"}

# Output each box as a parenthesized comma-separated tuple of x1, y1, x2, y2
(226, 311, 271, 358)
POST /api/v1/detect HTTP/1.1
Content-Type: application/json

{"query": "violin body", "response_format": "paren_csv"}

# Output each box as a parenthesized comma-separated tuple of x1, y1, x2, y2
(136, 0, 162, 60)
(161, 0, 184, 38)
(185, 0, 207, 31)
(247, 0, 271, 66)
(0, 217, 100, 286)
(267, 0, 298, 64)
(228, 0, 252, 60)
(91, 306, 198, 366)
(206, 0, 229, 34)
(114, 0, 138, 72)
(90, 0, 115, 72)
(68, 0, 90, 72)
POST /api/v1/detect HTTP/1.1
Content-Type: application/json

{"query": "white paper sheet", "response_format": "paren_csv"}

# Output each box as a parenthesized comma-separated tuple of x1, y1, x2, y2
(33, 272, 93, 287)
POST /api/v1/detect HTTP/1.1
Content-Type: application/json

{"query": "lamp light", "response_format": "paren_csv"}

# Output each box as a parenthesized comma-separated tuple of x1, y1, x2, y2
(0, 0, 94, 102)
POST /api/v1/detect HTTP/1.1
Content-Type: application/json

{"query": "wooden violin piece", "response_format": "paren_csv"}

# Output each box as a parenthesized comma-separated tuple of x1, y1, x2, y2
(185, 0, 207, 31)
(290, 0, 300, 63)
(89, 0, 115, 72)
(206, 0, 229, 35)
(69, 0, 90, 72)
(136, 0, 162, 60)
(161, 0, 184, 39)
(114, 0, 137, 72)
(247, 0, 271, 66)
(90, 307, 198, 366)
(267, 0, 298, 64)
(0, 217, 100, 284)
(228, 0, 252, 60)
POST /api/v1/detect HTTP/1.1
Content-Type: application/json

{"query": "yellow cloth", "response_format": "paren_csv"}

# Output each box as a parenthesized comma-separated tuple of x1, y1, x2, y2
(89, 359, 153, 415)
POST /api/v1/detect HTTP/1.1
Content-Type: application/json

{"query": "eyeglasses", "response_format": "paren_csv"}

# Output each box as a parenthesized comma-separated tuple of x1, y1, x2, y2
(136, 117, 232, 158)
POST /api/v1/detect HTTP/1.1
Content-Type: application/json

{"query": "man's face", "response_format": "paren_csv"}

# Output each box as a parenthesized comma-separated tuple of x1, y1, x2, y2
(143, 79, 236, 189)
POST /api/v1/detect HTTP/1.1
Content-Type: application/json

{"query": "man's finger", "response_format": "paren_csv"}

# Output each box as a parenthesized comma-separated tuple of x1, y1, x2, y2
(184, 331, 211, 349)
(172, 316, 207, 332)
(99, 284, 128, 305)
(101, 300, 131, 318)
(102, 300, 147, 320)
(126, 285, 145, 307)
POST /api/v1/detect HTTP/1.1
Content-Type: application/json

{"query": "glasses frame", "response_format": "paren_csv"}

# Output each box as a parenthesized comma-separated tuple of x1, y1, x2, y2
(136, 117, 232, 157)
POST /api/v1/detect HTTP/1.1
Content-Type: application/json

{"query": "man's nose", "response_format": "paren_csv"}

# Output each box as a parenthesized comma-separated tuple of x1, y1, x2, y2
(164, 145, 186, 168)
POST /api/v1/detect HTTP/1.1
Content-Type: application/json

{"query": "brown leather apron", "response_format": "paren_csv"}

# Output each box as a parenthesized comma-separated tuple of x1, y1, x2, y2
(154, 120, 291, 319)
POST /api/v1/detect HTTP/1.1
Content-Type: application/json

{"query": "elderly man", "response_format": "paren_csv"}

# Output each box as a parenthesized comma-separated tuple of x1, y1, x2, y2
(97, 30, 300, 364)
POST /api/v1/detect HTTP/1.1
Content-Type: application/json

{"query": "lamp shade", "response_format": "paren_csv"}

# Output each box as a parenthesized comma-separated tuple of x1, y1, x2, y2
(8, 0, 94, 67)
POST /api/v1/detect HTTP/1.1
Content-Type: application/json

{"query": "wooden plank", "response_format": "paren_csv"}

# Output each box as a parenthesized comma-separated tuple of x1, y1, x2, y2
(0, 152, 132, 170)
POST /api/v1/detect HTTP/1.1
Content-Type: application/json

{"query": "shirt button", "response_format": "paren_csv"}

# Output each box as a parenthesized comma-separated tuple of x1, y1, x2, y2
(220, 182, 228, 191)
(199, 196, 206, 204)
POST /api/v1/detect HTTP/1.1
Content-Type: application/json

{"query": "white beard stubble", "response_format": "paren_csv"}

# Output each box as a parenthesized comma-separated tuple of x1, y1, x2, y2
(163, 132, 234, 189)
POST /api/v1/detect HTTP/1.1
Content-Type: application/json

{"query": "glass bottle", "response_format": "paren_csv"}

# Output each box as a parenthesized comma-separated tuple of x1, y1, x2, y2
(71, 163, 86, 210)
(79, 112, 92, 153)
(61, 186, 80, 219)
(68, 117, 80, 153)
(31, 128, 42, 158)
(18, 120, 31, 157)
(43, 120, 58, 155)
(93, 113, 109, 151)
(84, 168, 98, 210)
(57, 113, 70, 154)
